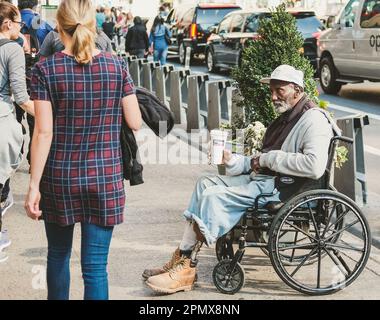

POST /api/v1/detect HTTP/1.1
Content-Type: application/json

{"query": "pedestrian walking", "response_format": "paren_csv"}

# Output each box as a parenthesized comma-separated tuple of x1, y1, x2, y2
(24, 0, 141, 300)
(149, 16, 171, 65)
(125, 16, 149, 58)
(96, 6, 105, 30)
(39, 27, 114, 58)
(0, 1, 35, 262)
(102, 16, 115, 49)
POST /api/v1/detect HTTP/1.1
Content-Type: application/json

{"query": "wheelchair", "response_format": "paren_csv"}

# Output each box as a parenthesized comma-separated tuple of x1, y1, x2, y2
(212, 136, 372, 296)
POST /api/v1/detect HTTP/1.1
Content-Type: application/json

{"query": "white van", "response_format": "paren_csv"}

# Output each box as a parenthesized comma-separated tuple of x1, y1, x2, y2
(317, 0, 380, 94)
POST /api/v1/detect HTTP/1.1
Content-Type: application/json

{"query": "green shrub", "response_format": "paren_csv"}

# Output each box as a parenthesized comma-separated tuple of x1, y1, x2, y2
(232, 3, 318, 126)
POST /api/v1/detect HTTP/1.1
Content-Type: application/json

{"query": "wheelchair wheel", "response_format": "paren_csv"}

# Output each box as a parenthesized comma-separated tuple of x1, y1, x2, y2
(213, 259, 245, 294)
(215, 230, 235, 261)
(269, 190, 371, 295)
(253, 227, 327, 266)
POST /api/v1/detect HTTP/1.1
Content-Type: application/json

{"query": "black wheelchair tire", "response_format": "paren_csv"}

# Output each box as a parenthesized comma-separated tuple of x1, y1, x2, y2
(268, 190, 371, 295)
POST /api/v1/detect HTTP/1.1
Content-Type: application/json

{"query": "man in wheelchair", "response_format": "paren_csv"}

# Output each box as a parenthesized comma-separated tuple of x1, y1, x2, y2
(144, 64, 341, 294)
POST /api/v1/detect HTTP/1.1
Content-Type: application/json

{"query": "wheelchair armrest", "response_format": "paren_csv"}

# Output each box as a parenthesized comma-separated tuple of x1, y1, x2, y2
(254, 193, 278, 211)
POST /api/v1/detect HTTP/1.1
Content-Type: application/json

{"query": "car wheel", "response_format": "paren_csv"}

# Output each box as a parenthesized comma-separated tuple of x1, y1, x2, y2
(319, 56, 342, 94)
(206, 49, 219, 73)
(179, 42, 186, 65)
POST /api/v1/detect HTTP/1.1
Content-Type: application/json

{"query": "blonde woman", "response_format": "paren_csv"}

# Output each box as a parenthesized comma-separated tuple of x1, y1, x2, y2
(25, 0, 141, 300)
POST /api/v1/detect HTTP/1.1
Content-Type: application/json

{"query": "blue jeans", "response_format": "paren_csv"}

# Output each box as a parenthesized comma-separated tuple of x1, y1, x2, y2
(183, 174, 280, 246)
(44, 222, 114, 300)
(153, 48, 168, 65)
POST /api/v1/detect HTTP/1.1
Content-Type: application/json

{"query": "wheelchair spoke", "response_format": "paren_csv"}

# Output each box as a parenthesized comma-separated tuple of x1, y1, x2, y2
(322, 247, 349, 278)
(324, 219, 360, 242)
(290, 232, 298, 263)
(278, 243, 317, 251)
(325, 242, 365, 253)
(279, 230, 289, 240)
(308, 202, 320, 239)
(284, 221, 318, 242)
(324, 207, 350, 235)
(290, 247, 319, 277)
(332, 248, 352, 275)
(321, 200, 337, 238)
(317, 248, 322, 289)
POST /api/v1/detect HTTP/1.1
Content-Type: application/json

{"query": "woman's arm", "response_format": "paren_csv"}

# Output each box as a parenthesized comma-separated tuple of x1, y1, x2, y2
(122, 94, 142, 131)
(8, 43, 31, 113)
(19, 100, 35, 116)
(25, 100, 53, 220)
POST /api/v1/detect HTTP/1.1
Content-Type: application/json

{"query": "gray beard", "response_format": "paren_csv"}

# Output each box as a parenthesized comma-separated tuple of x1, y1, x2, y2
(274, 102, 292, 114)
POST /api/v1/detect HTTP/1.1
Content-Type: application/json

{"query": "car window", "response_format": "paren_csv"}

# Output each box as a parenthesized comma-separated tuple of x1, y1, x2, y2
(360, 0, 380, 28)
(231, 14, 245, 32)
(218, 15, 233, 33)
(339, 0, 361, 27)
(244, 14, 260, 32)
(196, 8, 239, 28)
(244, 13, 271, 32)
(293, 14, 326, 36)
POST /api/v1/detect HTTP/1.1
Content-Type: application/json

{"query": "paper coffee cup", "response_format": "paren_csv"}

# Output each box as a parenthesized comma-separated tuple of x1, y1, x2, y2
(210, 130, 228, 165)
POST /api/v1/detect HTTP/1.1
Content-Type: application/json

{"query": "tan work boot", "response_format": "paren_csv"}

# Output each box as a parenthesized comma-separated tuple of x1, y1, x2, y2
(145, 257, 196, 294)
(142, 248, 181, 280)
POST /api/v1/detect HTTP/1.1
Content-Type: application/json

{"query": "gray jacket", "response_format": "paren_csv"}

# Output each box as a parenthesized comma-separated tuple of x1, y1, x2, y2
(0, 41, 29, 112)
(0, 40, 27, 184)
(225, 108, 341, 180)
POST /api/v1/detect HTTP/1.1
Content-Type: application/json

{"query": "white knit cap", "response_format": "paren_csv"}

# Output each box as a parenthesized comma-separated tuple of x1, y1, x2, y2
(260, 64, 304, 88)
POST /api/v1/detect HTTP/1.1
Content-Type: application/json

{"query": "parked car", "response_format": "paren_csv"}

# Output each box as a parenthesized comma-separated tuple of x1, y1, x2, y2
(318, 0, 380, 94)
(164, 3, 241, 65)
(206, 9, 325, 73)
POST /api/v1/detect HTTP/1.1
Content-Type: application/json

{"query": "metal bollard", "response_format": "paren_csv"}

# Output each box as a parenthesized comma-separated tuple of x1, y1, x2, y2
(334, 114, 370, 204)
(141, 61, 161, 92)
(125, 55, 137, 67)
(129, 58, 147, 87)
(169, 68, 192, 125)
(231, 87, 245, 123)
(207, 80, 232, 131)
(155, 64, 174, 106)
(187, 74, 209, 131)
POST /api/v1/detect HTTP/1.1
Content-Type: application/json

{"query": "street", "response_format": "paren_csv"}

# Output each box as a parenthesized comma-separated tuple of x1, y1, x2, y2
(166, 54, 380, 246)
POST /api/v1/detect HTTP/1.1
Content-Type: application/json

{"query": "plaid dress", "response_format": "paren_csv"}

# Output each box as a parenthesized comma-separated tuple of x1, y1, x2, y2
(30, 52, 135, 227)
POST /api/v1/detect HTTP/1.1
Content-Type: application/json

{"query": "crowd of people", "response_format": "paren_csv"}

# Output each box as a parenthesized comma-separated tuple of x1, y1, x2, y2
(0, 0, 340, 301)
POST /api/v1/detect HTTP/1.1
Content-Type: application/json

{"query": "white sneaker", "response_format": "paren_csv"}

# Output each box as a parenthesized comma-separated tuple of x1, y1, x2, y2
(1, 191, 14, 217)
(0, 251, 8, 263)
(0, 230, 11, 251)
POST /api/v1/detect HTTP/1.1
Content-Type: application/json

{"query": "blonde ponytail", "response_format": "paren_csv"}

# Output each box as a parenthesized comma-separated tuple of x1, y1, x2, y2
(56, 0, 96, 65)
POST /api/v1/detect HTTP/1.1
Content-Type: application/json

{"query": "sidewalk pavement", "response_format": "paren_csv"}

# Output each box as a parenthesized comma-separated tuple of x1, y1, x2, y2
(1, 125, 380, 300)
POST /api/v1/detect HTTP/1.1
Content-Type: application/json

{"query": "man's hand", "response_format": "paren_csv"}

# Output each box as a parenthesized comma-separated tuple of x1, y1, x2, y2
(222, 149, 232, 164)
(251, 156, 261, 173)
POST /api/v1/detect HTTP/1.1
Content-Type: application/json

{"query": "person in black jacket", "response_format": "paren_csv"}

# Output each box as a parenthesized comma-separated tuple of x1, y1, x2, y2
(125, 16, 149, 58)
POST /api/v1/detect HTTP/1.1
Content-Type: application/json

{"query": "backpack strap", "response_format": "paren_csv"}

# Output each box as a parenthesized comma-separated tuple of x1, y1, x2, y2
(0, 39, 13, 48)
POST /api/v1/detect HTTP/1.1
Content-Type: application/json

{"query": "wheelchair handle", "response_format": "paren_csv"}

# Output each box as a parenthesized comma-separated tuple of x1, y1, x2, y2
(332, 136, 354, 144)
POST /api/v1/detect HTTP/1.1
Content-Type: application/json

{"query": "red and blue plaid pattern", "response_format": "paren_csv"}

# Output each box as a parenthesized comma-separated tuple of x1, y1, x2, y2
(30, 51, 135, 226)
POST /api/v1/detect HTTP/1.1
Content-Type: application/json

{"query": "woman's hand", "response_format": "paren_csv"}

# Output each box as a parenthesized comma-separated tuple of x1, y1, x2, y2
(25, 187, 42, 221)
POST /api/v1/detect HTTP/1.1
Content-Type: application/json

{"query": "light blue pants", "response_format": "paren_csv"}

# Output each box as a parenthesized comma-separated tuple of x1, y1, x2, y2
(183, 174, 280, 246)
(153, 48, 168, 65)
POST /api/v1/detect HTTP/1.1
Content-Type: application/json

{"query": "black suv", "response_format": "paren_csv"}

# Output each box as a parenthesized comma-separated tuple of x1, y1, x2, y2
(206, 9, 325, 72)
(165, 3, 241, 65)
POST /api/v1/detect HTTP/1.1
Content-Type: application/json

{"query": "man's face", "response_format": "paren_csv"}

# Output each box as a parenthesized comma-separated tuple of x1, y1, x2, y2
(269, 80, 300, 114)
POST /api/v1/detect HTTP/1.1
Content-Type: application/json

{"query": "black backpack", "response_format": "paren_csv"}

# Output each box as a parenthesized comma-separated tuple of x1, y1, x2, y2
(21, 16, 40, 84)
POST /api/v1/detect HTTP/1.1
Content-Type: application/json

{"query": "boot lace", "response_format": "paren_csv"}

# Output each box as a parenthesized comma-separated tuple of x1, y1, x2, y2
(163, 250, 180, 272)
(168, 257, 188, 278)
